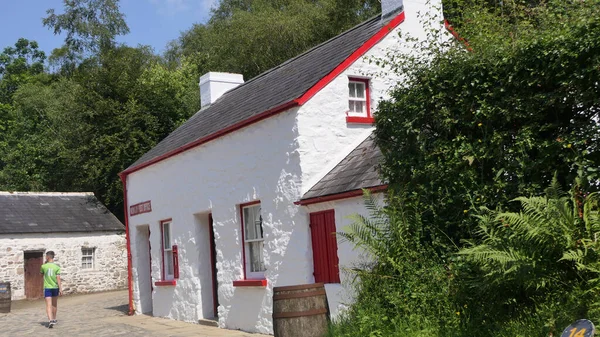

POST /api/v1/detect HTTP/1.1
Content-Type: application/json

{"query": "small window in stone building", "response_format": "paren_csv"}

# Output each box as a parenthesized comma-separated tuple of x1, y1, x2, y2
(82, 248, 95, 269)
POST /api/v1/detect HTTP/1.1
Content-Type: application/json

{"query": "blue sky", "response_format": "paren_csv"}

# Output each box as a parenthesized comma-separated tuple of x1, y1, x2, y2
(0, 0, 216, 56)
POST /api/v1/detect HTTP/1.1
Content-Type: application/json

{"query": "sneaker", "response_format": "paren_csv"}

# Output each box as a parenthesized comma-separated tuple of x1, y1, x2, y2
(48, 321, 55, 328)
(52, 319, 58, 325)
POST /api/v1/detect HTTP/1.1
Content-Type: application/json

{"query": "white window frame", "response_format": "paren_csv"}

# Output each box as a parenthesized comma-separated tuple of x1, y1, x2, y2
(241, 203, 266, 279)
(81, 247, 95, 269)
(347, 78, 370, 117)
(161, 220, 174, 280)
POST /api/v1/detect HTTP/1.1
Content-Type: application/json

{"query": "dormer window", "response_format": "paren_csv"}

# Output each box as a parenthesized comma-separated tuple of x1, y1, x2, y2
(346, 77, 374, 124)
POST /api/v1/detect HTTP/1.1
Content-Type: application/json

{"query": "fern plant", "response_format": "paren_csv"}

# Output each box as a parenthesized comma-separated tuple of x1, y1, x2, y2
(457, 181, 600, 329)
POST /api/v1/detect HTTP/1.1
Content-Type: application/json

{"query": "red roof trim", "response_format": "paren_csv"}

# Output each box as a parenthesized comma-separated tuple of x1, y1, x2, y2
(122, 100, 299, 175)
(121, 11, 405, 176)
(295, 185, 388, 206)
(444, 19, 473, 52)
(296, 11, 406, 105)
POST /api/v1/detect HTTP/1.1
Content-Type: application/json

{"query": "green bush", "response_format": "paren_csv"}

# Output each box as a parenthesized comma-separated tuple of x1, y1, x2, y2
(330, 186, 600, 337)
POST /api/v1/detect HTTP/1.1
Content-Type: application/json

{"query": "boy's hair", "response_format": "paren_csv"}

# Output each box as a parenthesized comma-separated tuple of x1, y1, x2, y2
(46, 251, 55, 258)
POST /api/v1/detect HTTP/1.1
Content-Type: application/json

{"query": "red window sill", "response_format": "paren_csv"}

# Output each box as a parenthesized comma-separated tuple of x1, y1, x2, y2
(233, 279, 268, 287)
(346, 116, 375, 124)
(155, 280, 177, 286)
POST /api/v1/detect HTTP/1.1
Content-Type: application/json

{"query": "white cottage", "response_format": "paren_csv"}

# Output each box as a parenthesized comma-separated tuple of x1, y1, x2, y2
(0, 192, 127, 300)
(121, 0, 446, 333)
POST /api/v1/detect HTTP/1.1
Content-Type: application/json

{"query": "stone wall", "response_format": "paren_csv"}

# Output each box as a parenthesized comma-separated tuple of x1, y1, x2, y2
(0, 231, 127, 300)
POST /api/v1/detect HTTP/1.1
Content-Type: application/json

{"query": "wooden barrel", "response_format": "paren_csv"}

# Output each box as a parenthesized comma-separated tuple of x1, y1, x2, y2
(0, 282, 11, 313)
(273, 283, 329, 337)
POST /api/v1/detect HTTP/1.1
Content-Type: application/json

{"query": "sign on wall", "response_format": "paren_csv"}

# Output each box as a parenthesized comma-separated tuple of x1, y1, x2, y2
(130, 200, 152, 216)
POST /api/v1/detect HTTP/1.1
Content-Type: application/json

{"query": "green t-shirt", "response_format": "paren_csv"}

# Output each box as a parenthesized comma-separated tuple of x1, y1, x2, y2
(40, 262, 61, 289)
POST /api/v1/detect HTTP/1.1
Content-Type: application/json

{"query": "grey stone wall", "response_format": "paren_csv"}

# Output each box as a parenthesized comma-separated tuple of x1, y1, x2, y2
(0, 231, 127, 300)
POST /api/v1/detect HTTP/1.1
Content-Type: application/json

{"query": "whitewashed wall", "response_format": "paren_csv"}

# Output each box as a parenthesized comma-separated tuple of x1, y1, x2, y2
(0, 231, 127, 300)
(127, 107, 307, 334)
(126, 0, 446, 334)
(298, 0, 445, 194)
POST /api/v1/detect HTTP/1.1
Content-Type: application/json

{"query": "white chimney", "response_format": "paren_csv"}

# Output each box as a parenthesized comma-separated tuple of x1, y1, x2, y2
(381, 0, 404, 20)
(199, 72, 244, 109)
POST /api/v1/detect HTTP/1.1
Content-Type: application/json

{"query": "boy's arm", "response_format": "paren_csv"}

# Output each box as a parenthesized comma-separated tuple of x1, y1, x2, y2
(57, 275, 63, 295)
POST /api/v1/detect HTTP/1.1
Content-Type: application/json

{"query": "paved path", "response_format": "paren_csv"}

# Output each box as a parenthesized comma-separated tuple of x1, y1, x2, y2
(0, 290, 270, 337)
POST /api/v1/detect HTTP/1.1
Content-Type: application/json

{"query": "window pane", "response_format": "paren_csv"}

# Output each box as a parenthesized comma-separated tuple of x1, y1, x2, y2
(249, 241, 265, 272)
(348, 83, 356, 97)
(165, 251, 174, 275)
(355, 101, 365, 113)
(163, 223, 171, 249)
(356, 83, 365, 98)
(244, 205, 262, 241)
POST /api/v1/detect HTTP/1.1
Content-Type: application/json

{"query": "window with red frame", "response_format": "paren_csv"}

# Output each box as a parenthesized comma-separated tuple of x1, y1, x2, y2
(347, 78, 372, 123)
(241, 203, 266, 279)
(310, 210, 340, 284)
(161, 220, 174, 280)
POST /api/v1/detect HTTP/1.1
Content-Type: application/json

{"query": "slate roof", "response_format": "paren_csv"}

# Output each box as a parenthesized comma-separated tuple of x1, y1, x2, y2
(0, 192, 124, 234)
(301, 133, 384, 201)
(128, 14, 390, 171)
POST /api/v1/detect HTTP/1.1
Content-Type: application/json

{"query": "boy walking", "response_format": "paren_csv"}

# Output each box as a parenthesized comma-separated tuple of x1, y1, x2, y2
(40, 251, 62, 328)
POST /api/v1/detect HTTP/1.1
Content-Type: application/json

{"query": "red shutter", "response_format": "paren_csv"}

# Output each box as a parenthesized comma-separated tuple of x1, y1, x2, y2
(310, 210, 340, 284)
(324, 211, 340, 283)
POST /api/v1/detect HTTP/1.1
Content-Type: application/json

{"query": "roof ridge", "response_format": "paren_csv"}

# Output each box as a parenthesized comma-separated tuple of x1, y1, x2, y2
(0, 191, 95, 196)
(215, 15, 383, 100)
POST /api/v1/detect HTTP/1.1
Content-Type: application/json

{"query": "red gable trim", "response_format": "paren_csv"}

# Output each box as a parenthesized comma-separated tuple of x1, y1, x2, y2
(296, 11, 405, 105)
(444, 19, 473, 52)
(121, 11, 406, 176)
(295, 185, 388, 206)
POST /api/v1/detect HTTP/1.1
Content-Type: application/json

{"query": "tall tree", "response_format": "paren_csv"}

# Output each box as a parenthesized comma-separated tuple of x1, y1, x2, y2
(43, 0, 129, 72)
(0, 38, 46, 104)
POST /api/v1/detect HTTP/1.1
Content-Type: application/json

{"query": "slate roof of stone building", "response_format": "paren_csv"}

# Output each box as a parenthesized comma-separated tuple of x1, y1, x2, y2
(301, 133, 384, 201)
(127, 14, 391, 171)
(0, 192, 124, 234)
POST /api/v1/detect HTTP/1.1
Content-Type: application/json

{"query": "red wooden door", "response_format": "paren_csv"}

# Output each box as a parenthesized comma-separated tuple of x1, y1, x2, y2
(310, 210, 341, 284)
(24, 252, 44, 299)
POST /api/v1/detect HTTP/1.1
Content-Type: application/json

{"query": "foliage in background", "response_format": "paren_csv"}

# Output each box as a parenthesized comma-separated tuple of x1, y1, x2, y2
(375, 0, 600, 251)
(165, 0, 380, 79)
(0, 0, 380, 218)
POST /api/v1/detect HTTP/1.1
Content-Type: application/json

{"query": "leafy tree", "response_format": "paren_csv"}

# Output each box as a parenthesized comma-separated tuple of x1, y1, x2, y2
(375, 0, 600, 250)
(166, 0, 380, 79)
(0, 38, 46, 104)
(43, 0, 129, 72)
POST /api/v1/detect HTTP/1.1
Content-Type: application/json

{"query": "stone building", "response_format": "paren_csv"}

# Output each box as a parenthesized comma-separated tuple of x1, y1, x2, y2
(0, 192, 127, 300)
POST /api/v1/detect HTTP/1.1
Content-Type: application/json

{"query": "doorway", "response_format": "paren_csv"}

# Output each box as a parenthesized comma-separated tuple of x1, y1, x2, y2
(194, 212, 219, 319)
(135, 225, 153, 314)
(24, 251, 44, 299)
(209, 214, 219, 318)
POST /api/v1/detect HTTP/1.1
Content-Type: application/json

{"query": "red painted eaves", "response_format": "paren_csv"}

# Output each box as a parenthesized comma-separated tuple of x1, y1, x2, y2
(296, 11, 406, 105)
(295, 185, 388, 206)
(121, 11, 406, 177)
(444, 19, 473, 52)
(121, 100, 299, 175)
